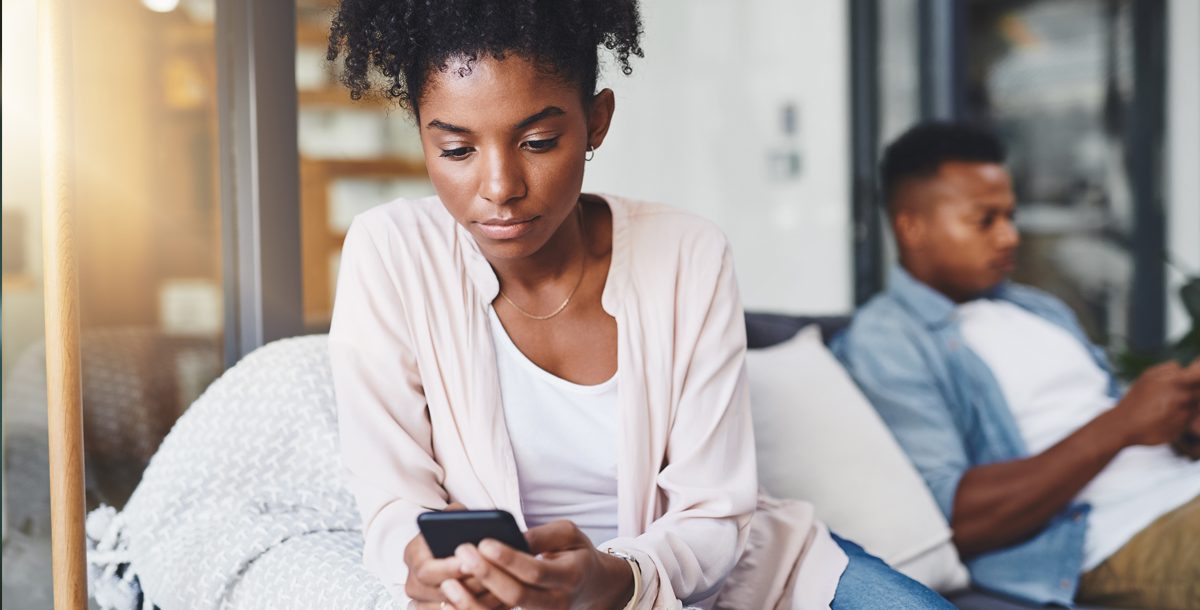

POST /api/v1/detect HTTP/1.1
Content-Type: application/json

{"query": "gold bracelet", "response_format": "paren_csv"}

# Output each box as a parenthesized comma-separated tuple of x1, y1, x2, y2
(606, 549, 641, 610)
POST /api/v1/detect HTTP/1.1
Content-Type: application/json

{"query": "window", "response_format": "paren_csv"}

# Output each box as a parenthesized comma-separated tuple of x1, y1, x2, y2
(2, 0, 224, 602)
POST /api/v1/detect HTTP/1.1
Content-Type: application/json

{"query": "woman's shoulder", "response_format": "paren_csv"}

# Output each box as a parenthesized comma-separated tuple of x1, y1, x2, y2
(339, 195, 468, 293)
(605, 194, 730, 255)
(349, 195, 454, 238)
(344, 195, 460, 255)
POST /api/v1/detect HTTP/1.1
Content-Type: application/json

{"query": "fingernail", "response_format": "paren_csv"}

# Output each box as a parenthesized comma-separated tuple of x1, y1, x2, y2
(460, 556, 480, 573)
(479, 541, 500, 560)
(455, 545, 480, 573)
(441, 580, 464, 602)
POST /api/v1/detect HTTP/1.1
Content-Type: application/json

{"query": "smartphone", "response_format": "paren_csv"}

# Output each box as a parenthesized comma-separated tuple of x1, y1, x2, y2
(417, 509, 532, 559)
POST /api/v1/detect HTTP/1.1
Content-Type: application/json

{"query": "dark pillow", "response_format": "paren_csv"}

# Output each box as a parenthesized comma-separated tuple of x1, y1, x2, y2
(744, 312, 851, 349)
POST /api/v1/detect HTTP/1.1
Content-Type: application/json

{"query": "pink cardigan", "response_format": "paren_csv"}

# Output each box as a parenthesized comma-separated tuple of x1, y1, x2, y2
(329, 195, 846, 609)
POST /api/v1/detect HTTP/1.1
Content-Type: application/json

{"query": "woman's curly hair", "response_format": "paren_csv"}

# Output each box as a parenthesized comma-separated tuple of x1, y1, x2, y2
(327, 0, 643, 113)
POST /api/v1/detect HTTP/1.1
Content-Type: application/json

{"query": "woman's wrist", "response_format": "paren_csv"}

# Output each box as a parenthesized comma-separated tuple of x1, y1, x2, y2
(595, 550, 637, 610)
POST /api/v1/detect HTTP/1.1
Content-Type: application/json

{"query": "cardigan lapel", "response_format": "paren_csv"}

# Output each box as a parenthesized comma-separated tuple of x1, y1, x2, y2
(454, 220, 527, 524)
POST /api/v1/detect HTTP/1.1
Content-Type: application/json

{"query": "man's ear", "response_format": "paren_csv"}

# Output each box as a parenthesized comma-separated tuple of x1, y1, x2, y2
(894, 208, 926, 253)
(585, 88, 616, 150)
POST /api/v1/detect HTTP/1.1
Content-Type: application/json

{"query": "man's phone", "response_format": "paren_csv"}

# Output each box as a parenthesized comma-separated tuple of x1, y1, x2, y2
(417, 509, 532, 559)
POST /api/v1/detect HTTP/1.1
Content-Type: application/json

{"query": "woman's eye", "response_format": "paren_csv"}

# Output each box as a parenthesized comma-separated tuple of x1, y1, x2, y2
(439, 147, 473, 159)
(522, 137, 559, 152)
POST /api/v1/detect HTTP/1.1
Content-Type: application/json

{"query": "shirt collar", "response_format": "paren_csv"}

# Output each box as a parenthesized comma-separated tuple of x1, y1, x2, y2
(458, 221, 501, 302)
(887, 265, 1011, 328)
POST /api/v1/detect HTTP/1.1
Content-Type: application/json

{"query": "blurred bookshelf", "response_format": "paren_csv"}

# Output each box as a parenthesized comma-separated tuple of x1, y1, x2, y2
(295, 0, 431, 328)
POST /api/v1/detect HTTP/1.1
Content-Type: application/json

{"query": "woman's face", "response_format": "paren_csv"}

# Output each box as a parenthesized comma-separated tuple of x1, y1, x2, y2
(416, 54, 614, 261)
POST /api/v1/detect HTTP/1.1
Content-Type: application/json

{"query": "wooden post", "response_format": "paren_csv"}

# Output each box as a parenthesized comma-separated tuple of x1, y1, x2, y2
(39, 0, 88, 606)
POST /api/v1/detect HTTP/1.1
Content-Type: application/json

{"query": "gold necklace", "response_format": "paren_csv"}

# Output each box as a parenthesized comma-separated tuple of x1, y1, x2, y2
(498, 206, 586, 321)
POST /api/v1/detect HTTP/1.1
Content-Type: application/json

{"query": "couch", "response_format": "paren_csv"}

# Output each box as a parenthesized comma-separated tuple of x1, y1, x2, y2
(81, 313, 1113, 609)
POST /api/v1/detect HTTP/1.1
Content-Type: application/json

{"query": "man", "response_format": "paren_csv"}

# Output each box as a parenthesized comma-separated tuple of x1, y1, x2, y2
(833, 121, 1200, 609)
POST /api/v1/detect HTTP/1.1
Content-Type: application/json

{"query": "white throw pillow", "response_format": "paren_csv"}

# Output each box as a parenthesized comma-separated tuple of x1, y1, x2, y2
(746, 325, 970, 593)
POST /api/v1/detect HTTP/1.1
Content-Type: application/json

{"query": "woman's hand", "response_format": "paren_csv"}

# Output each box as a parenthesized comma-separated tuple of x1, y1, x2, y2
(442, 520, 636, 610)
(404, 503, 509, 610)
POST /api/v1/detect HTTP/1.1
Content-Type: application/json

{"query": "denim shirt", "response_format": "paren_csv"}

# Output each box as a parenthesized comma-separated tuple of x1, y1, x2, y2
(832, 267, 1120, 607)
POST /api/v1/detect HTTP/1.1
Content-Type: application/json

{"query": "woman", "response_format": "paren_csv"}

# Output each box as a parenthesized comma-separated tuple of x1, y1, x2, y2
(327, 1, 954, 608)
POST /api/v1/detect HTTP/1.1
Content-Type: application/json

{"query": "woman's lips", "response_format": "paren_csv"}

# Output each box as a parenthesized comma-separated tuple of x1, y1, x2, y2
(475, 217, 537, 240)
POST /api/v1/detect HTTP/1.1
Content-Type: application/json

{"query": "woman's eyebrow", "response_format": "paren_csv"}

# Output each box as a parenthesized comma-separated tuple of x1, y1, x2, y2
(426, 106, 565, 134)
(427, 119, 471, 134)
(514, 106, 565, 129)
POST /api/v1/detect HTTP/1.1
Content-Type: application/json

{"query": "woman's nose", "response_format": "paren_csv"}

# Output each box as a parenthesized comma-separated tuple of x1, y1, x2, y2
(478, 149, 526, 205)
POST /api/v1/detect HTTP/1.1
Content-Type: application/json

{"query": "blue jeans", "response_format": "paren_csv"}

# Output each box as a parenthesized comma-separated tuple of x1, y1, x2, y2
(830, 534, 955, 610)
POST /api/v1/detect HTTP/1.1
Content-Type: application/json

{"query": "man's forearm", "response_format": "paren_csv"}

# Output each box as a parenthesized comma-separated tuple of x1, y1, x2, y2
(950, 410, 1128, 558)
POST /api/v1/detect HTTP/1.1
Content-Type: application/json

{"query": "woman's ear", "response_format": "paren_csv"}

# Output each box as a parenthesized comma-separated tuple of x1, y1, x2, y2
(585, 88, 616, 150)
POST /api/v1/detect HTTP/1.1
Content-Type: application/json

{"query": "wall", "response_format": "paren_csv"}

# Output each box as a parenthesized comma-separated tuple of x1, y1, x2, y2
(583, 0, 853, 314)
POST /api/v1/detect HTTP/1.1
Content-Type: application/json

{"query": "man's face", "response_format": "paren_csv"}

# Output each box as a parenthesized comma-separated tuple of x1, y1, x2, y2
(894, 161, 1020, 302)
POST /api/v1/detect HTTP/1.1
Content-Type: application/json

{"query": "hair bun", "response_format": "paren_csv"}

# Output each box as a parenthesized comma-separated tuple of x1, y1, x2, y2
(327, 0, 643, 111)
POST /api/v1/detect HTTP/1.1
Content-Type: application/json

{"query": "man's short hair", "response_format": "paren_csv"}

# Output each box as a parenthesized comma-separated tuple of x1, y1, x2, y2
(880, 121, 1006, 213)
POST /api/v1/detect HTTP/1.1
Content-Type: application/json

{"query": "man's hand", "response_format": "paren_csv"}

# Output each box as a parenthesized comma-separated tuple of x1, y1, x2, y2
(404, 503, 508, 610)
(440, 520, 635, 610)
(1171, 407, 1200, 460)
(1101, 361, 1200, 448)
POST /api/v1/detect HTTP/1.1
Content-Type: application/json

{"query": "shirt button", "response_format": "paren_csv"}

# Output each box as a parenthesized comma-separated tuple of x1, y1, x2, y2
(1073, 512, 1084, 522)
(1060, 579, 1071, 589)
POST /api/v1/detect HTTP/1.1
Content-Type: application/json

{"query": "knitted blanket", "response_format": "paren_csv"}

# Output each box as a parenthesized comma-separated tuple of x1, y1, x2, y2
(86, 336, 398, 610)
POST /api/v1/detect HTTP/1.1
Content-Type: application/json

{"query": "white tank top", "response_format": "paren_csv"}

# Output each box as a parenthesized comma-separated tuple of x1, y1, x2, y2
(487, 306, 620, 546)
